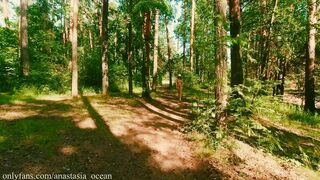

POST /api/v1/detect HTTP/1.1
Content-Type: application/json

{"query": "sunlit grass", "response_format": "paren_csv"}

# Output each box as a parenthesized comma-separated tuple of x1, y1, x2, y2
(254, 96, 320, 139)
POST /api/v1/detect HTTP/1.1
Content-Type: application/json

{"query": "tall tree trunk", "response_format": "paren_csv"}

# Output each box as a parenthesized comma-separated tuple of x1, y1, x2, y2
(262, 0, 278, 80)
(71, 0, 79, 97)
(20, 0, 29, 77)
(114, 31, 118, 61)
(182, 0, 187, 68)
(259, 0, 267, 79)
(215, 0, 228, 123)
(305, 0, 317, 112)
(101, 0, 109, 96)
(165, 17, 172, 87)
(152, 9, 160, 91)
(3, 0, 9, 28)
(190, 0, 196, 72)
(142, 11, 151, 98)
(230, 0, 243, 86)
(127, 0, 133, 95)
(89, 29, 93, 50)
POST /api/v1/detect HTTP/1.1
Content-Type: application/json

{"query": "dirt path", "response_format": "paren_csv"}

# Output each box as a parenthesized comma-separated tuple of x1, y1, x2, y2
(0, 90, 220, 179)
(1, 89, 319, 179)
(81, 91, 220, 179)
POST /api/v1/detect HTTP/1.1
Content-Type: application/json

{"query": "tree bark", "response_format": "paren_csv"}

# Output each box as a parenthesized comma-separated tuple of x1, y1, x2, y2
(142, 11, 151, 98)
(305, 0, 317, 112)
(165, 17, 172, 87)
(20, 0, 29, 77)
(70, 0, 79, 97)
(190, 0, 196, 72)
(182, 0, 187, 68)
(127, 0, 133, 96)
(262, 0, 278, 80)
(101, 0, 109, 96)
(230, 0, 243, 86)
(215, 0, 228, 124)
(152, 9, 160, 91)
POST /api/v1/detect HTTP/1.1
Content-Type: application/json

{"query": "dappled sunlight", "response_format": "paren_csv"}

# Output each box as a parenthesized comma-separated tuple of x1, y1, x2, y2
(76, 117, 97, 129)
(87, 95, 205, 173)
(60, 145, 77, 156)
(36, 95, 72, 102)
(0, 93, 215, 179)
(137, 99, 186, 123)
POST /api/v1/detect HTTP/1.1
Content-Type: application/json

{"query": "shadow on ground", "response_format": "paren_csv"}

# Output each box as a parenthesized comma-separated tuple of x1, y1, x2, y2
(230, 117, 320, 171)
(0, 93, 224, 179)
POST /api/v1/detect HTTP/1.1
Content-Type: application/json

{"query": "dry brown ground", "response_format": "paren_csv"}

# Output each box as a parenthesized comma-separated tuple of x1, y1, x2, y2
(0, 89, 319, 179)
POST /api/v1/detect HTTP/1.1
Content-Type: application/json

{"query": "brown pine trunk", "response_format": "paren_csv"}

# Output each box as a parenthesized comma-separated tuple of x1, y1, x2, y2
(259, 0, 267, 79)
(152, 9, 160, 91)
(142, 11, 151, 98)
(230, 0, 243, 86)
(127, 0, 133, 95)
(101, 0, 109, 96)
(305, 0, 317, 112)
(262, 0, 279, 80)
(165, 17, 172, 88)
(70, 0, 79, 97)
(20, 0, 29, 77)
(215, 0, 228, 124)
(190, 0, 196, 72)
(182, 0, 187, 68)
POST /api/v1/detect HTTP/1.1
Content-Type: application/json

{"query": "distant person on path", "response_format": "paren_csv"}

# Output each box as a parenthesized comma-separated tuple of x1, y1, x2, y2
(176, 74, 183, 101)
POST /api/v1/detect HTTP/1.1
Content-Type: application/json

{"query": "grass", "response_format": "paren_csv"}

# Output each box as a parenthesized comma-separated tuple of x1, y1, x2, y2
(254, 96, 320, 139)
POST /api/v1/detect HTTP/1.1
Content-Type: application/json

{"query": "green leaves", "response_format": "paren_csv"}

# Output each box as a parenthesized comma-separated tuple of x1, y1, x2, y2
(133, 0, 172, 17)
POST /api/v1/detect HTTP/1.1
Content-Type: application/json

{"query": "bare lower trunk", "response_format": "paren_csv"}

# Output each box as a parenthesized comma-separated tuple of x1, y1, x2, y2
(20, 0, 29, 77)
(71, 0, 79, 97)
(230, 0, 243, 86)
(127, 0, 133, 95)
(101, 0, 109, 96)
(142, 11, 151, 98)
(305, 0, 317, 112)
(152, 9, 160, 91)
(165, 17, 172, 87)
(215, 0, 228, 124)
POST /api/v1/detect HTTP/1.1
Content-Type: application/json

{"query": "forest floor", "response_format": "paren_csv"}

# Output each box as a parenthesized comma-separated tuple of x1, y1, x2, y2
(0, 88, 319, 179)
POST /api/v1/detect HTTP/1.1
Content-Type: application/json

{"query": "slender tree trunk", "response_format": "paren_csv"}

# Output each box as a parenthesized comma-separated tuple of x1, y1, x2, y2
(230, 0, 243, 86)
(70, 0, 79, 97)
(259, 0, 267, 79)
(165, 17, 172, 87)
(127, 0, 133, 95)
(20, 0, 29, 77)
(128, 23, 133, 95)
(114, 31, 118, 61)
(215, 0, 228, 124)
(101, 0, 109, 96)
(89, 29, 93, 50)
(305, 0, 317, 112)
(262, 0, 278, 80)
(3, 0, 9, 28)
(190, 0, 196, 72)
(182, 0, 187, 68)
(152, 9, 160, 91)
(142, 11, 151, 98)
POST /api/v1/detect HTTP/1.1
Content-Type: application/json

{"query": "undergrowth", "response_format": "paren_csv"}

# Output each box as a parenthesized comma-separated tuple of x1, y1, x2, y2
(183, 81, 320, 171)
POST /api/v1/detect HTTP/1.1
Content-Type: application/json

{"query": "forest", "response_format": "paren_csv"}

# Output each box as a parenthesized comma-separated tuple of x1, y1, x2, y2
(0, 0, 320, 179)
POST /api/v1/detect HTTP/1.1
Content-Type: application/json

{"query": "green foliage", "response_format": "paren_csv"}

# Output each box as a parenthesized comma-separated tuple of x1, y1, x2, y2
(0, 28, 19, 91)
